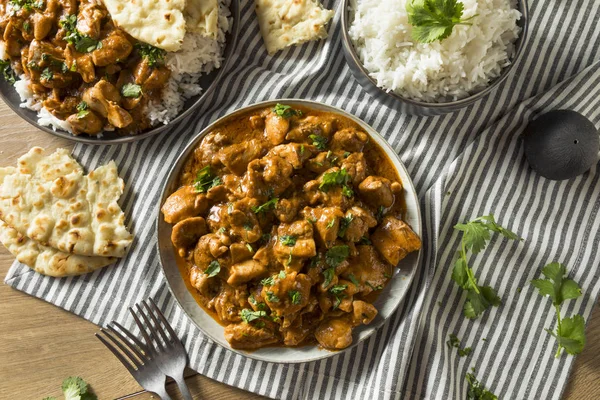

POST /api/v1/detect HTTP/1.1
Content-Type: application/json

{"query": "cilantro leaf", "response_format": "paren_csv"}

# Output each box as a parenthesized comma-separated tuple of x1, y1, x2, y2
(280, 235, 297, 247)
(338, 214, 354, 238)
(266, 291, 280, 303)
(325, 245, 350, 268)
(406, 0, 476, 44)
(121, 83, 142, 98)
(193, 166, 222, 193)
(548, 314, 586, 356)
(135, 43, 166, 67)
(252, 198, 278, 214)
(322, 267, 335, 288)
(347, 273, 360, 286)
(531, 262, 581, 306)
(261, 276, 275, 287)
(446, 333, 472, 357)
(240, 309, 267, 324)
(466, 370, 497, 400)
(288, 290, 302, 305)
(273, 103, 302, 119)
(319, 168, 351, 192)
(309, 134, 327, 150)
(76, 101, 89, 119)
(329, 284, 347, 295)
(463, 286, 501, 319)
(204, 260, 220, 278)
(0, 59, 16, 84)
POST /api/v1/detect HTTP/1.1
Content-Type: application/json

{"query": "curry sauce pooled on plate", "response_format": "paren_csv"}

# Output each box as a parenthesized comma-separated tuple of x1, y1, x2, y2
(0, 0, 229, 136)
(161, 104, 421, 350)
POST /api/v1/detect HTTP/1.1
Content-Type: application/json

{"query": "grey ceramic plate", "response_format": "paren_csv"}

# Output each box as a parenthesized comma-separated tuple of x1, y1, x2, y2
(0, 1, 239, 145)
(341, 0, 529, 116)
(156, 99, 423, 364)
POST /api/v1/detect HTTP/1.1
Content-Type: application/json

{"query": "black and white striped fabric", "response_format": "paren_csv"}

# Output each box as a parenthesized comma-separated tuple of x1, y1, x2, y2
(5, 1, 600, 399)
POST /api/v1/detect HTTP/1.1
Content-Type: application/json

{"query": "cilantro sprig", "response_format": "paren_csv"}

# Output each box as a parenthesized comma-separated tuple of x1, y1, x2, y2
(531, 262, 586, 357)
(451, 214, 520, 319)
(406, 0, 477, 43)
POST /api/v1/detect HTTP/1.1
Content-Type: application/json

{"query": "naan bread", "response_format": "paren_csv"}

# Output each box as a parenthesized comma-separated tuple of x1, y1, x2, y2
(0, 220, 115, 277)
(102, 0, 187, 51)
(255, 0, 334, 55)
(0, 148, 133, 258)
(185, 0, 219, 38)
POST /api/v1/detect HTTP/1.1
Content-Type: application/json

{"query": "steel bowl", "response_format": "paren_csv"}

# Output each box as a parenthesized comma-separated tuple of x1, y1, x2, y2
(0, 1, 239, 145)
(341, 0, 529, 116)
(156, 99, 423, 364)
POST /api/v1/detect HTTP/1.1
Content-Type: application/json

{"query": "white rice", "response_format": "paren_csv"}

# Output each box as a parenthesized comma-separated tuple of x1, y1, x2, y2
(146, 0, 232, 125)
(7, 0, 231, 133)
(348, 0, 522, 102)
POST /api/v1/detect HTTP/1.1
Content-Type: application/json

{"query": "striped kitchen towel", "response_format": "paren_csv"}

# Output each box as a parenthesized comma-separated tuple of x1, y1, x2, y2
(4, 0, 600, 399)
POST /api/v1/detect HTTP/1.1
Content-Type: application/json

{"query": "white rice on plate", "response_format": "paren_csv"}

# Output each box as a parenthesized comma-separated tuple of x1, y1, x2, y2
(348, 0, 522, 102)
(3, 0, 231, 134)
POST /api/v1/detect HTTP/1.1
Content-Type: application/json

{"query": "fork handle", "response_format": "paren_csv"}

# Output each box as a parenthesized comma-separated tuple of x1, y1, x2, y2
(153, 386, 174, 400)
(173, 374, 193, 400)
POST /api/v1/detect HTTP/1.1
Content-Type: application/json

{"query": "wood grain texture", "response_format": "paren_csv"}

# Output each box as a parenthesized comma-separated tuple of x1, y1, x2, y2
(0, 101, 597, 399)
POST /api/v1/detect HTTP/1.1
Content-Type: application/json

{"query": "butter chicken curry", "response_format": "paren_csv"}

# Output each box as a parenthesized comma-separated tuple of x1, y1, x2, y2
(161, 104, 422, 350)
(0, 0, 169, 135)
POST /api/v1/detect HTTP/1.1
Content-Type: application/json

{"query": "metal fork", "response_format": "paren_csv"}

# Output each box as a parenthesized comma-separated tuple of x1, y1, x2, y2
(95, 299, 193, 400)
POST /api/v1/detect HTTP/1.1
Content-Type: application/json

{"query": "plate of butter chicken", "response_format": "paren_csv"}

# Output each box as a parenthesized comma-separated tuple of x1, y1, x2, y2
(0, 0, 238, 143)
(157, 100, 422, 363)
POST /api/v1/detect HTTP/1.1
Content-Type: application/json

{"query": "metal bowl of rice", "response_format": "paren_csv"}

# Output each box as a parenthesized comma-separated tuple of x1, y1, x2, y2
(0, 0, 239, 144)
(341, 0, 529, 116)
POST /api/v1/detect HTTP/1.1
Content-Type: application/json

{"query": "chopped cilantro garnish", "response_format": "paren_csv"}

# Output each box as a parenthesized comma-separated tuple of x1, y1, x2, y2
(309, 134, 327, 150)
(273, 103, 302, 119)
(204, 260, 221, 278)
(280, 235, 297, 247)
(240, 309, 267, 324)
(325, 245, 350, 268)
(135, 43, 166, 67)
(252, 198, 278, 214)
(193, 166, 222, 193)
(121, 83, 142, 98)
(266, 291, 280, 303)
(288, 290, 302, 305)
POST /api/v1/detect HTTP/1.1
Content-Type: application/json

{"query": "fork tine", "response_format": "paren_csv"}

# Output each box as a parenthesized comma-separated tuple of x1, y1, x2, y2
(148, 298, 179, 342)
(101, 328, 143, 368)
(105, 325, 147, 362)
(95, 332, 137, 374)
(110, 321, 150, 355)
(129, 306, 157, 353)
(142, 300, 171, 345)
(136, 303, 165, 351)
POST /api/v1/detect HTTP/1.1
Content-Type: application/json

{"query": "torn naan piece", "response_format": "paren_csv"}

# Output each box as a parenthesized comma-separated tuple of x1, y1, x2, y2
(0, 220, 115, 277)
(255, 0, 335, 55)
(0, 148, 133, 258)
(185, 0, 219, 38)
(102, 0, 187, 51)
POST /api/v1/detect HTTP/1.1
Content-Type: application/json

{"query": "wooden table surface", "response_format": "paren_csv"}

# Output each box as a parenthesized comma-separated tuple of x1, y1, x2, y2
(0, 102, 598, 400)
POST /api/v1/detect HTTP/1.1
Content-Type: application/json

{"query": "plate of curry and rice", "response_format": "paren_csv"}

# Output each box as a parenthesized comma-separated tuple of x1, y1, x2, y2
(0, 0, 239, 143)
(157, 100, 422, 363)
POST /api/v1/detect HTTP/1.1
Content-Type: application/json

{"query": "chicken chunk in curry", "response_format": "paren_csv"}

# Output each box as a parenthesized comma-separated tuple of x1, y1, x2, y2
(161, 104, 422, 351)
